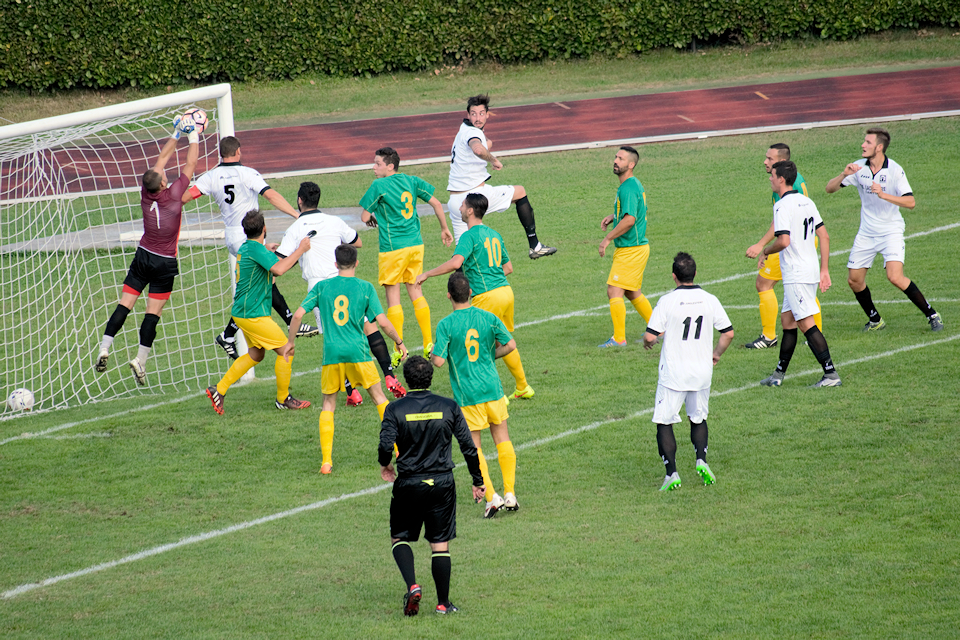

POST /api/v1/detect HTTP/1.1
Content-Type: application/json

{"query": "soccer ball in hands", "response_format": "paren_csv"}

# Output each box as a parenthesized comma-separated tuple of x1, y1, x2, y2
(7, 388, 35, 412)
(184, 108, 208, 133)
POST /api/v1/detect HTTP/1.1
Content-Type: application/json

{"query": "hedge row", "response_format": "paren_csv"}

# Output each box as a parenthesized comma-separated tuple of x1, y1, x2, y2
(2, 0, 958, 89)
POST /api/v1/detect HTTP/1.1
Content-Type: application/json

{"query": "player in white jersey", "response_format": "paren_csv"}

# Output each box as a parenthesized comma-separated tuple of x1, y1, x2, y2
(182, 136, 318, 360)
(643, 252, 734, 491)
(277, 182, 407, 401)
(825, 127, 943, 332)
(447, 94, 557, 259)
(759, 161, 841, 389)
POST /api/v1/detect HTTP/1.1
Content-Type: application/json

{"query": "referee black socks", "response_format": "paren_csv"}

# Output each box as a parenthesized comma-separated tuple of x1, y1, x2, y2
(392, 541, 417, 589)
(431, 552, 452, 606)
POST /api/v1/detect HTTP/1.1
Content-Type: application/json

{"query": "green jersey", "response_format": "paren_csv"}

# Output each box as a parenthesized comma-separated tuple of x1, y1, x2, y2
(434, 306, 512, 407)
(772, 172, 808, 203)
(232, 239, 279, 319)
(613, 177, 648, 248)
(359, 173, 435, 252)
(300, 276, 384, 365)
(454, 224, 510, 296)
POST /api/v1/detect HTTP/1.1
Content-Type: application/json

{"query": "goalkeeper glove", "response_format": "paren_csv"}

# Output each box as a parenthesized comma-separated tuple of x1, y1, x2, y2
(188, 129, 200, 144)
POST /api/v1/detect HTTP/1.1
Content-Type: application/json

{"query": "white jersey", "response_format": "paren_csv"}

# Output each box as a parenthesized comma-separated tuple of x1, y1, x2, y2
(276, 209, 358, 283)
(840, 157, 913, 236)
(647, 286, 732, 391)
(448, 120, 491, 192)
(773, 191, 824, 285)
(193, 162, 270, 228)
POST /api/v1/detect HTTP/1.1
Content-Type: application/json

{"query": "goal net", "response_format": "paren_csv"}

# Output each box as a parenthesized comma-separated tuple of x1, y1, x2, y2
(0, 84, 240, 416)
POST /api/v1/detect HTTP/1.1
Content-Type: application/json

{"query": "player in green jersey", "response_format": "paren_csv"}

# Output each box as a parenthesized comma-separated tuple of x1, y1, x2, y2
(744, 143, 822, 349)
(598, 146, 653, 347)
(417, 193, 533, 400)
(205, 211, 312, 415)
(432, 272, 519, 518)
(287, 243, 408, 474)
(360, 147, 453, 360)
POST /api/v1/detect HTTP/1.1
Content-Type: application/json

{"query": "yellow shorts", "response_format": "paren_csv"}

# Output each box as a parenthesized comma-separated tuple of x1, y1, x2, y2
(607, 245, 650, 291)
(461, 397, 510, 432)
(472, 285, 515, 331)
(378, 245, 425, 286)
(320, 361, 380, 394)
(759, 252, 782, 281)
(233, 316, 288, 351)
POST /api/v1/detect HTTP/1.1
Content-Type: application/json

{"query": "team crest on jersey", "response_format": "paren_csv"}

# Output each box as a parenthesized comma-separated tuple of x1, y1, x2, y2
(879, 175, 887, 183)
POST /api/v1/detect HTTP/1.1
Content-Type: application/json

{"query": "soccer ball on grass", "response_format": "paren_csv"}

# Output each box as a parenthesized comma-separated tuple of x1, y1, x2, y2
(7, 388, 35, 412)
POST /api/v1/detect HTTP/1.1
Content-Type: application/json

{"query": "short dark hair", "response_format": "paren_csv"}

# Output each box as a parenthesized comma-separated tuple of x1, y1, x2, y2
(448, 272, 471, 303)
(242, 210, 265, 238)
(142, 170, 162, 193)
(466, 94, 490, 112)
(403, 355, 433, 390)
(672, 252, 697, 283)
(464, 193, 488, 219)
(619, 145, 639, 166)
(335, 243, 358, 268)
(375, 147, 400, 171)
(219, 136, 241, 158)
(771, 160, 797, 187)
(866, 127, 891, 153)
(769, 142, 790, 160)
(298, 182, 321, 209)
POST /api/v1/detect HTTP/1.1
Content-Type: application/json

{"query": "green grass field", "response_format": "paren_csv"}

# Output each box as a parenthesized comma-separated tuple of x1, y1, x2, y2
(2, 114, 959, 637)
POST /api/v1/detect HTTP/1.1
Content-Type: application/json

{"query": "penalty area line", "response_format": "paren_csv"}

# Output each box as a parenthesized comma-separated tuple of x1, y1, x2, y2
(4, 331, 958, 600)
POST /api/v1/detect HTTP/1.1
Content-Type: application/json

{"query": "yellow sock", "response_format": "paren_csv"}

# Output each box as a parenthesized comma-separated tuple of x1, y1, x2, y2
(813, 297, 823, 332)
(275, 355, 292, 402)
(630, 294, 653, 323)
(609, 297, 626, 343)
(502, 349, 528, 392)
(759, 289, 778, 340)
(319, 411, 335, 466)
(496, 440, 516, 495)
(386, 305, 404, 347)
(412, 296, 432, 346)
(216, 354, 256, 396)
(377, 401, 388, 421)
(476, 445, 496, 502)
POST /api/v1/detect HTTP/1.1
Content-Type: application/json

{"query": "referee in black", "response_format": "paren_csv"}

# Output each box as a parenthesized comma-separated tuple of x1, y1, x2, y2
(379, 355, 485, 616)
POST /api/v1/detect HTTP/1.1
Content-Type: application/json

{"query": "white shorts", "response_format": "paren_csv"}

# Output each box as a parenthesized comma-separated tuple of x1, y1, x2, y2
(782, 282, 820, 322)
(306, 276, 326, 333)
(847, 233, 906, 270)
(448, 184, 516, 243)
(652, 385, 710, 425)
(225, 226, 246, 256)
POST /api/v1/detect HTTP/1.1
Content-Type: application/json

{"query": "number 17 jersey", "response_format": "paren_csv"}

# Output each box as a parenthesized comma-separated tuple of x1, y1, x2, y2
(299, 276, 384, 365)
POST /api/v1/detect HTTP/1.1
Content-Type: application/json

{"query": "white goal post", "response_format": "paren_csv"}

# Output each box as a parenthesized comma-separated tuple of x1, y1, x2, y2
(0, 84, 253, 416)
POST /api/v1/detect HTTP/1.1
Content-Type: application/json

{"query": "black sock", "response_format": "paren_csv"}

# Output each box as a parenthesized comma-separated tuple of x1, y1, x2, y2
(804, 326, 836, 374)
(854, 286, 882, 322)
(775, 327, 798, 374)
(903, 281, 936, 318)
(344, 379, 355, 396)
(272, 283, 293, 326)
(656, 424, 678, 476)
(223, 319, 239, 340)
(139, 313, 160, 348)
(432, 551, 452, 605)
(392, 541, 416, 589)
(104, 304, 131, 338)
(367, 330, 394, 377)
(690, 420, 708, 462)
(514, 196, 539, 249)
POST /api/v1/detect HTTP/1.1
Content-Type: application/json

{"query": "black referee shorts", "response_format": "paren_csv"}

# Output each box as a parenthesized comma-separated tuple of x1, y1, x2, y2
(123, 247, 179, 297)
(390, 472, 457, 543)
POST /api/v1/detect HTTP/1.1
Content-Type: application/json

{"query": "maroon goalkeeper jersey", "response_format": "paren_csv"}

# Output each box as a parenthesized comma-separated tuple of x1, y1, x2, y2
(139, 173, 189, 258)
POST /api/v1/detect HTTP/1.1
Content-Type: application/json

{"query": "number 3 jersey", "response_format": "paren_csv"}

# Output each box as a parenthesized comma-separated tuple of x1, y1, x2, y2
(359, 173, 436, 252)
(298, 276, 384, 365)
(647, 285, 732, 391)
(772, 191, 825, 285)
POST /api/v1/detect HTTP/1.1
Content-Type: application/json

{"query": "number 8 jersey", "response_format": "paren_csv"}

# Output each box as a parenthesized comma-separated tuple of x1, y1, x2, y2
(772, 191, 825, 285)
(647, 285, 732, 391)
(299, 276, 384, 365)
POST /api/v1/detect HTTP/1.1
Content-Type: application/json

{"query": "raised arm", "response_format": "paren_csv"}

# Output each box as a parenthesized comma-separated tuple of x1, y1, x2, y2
(469, 138, 502, 170)
(825, 163, 860, 193)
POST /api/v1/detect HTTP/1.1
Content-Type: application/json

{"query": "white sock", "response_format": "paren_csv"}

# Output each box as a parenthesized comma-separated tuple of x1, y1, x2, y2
(136, 345, 151, 365)
(100, 336, 114, 352)
(533, 242, 543, 251)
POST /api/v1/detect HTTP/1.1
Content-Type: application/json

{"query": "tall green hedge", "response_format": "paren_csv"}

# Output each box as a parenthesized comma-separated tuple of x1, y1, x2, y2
(2, 0, 957, 89)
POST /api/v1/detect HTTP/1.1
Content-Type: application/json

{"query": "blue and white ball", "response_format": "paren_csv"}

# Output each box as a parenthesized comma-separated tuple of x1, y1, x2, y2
(7, 388, 34, 412)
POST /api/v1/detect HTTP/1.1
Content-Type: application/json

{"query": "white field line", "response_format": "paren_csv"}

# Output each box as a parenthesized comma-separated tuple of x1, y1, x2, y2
(4, 331, 958, 600)
(3, 221, 957, 442)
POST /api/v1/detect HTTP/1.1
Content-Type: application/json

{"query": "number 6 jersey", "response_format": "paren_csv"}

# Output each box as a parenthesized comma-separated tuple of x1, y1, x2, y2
(647, 285, 732, 391)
